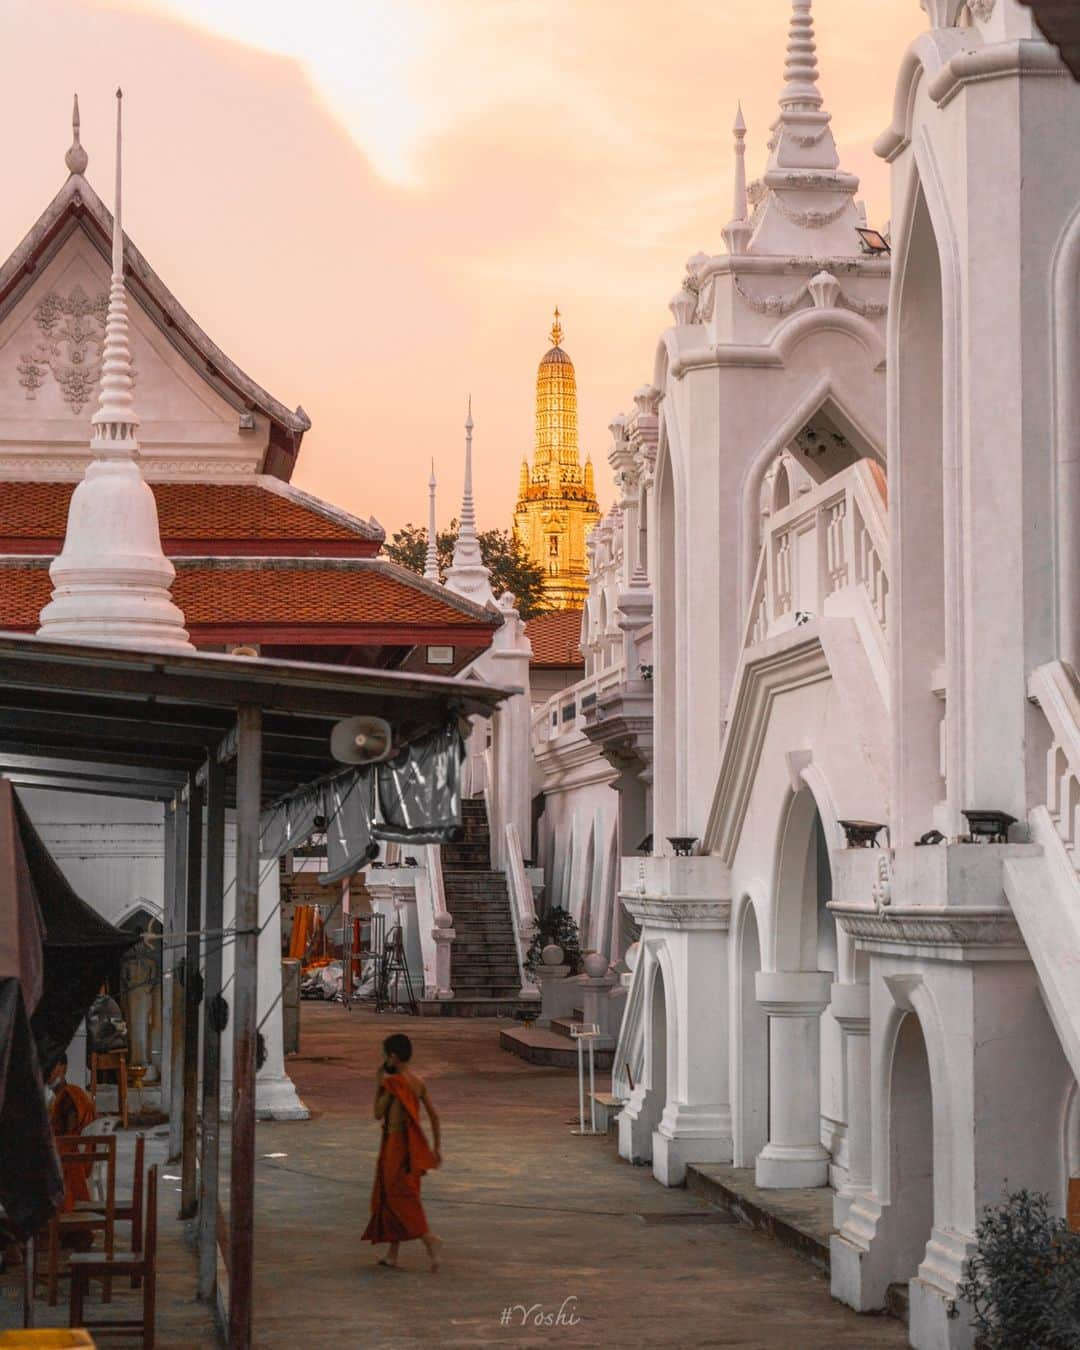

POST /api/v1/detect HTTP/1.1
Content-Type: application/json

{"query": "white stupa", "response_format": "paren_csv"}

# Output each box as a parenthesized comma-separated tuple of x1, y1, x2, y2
(443, 398, 495, 607)
(37, 91, 193, 651)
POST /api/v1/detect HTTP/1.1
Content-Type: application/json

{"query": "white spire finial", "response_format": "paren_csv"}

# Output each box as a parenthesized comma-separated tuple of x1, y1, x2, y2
(444, 398, 494, 606)
(91, 88, 138, 452)
(38, 90, 193, 651)
(722, 101, 753, 256)
(780, 0, 822, 111)
(65, 94, 88, 176)
(424, 459, 440, 582)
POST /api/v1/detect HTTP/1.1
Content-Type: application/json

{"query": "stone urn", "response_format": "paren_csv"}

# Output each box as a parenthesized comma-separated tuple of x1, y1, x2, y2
(541, 943, 565, 966)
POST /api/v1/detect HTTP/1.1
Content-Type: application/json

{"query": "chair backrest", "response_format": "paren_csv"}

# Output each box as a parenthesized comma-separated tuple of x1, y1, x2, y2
(54, 1133, 116, 1221)
(144, 1165, 157, 1264)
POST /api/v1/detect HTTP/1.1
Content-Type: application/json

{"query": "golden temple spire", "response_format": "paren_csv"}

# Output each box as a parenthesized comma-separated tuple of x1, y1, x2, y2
(513, 309, 600, 610)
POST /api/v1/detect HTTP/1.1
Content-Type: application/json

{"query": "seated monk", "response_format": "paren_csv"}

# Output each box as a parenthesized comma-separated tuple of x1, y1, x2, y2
(362, 1033, 442, 1271)
(46, 1053, 96, 1213)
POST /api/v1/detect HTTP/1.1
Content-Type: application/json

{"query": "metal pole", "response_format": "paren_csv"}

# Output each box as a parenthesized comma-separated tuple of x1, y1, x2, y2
(168, 791, 189, 1163)
(180, 771, 204, 1219)
(577, 1035, 585, 1134)
(197, 754, 226, 1301)
(229, 705, 261, 1350)
(589, 1039, 596, 1134)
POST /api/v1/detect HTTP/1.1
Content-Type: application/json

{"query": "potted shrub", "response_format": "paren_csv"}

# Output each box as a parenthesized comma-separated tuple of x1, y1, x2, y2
(525, 906, 583, 975)
(957, 1189, 1080, 1348)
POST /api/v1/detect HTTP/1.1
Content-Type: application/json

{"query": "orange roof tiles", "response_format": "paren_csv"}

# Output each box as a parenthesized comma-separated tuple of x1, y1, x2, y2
(0, 563, 497, 634)
(526, 608, 584, 668)
(0, 481, 378, 551)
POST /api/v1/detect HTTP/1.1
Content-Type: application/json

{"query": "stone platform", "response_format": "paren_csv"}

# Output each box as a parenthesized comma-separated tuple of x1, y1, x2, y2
(499, 1022, 614, 1069)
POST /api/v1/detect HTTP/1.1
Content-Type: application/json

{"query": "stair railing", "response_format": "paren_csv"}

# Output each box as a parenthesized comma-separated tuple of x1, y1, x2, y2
(505, 821, 540, 1000)
(418, 843, 454, 1000)
(1029, 661, 1080, 852)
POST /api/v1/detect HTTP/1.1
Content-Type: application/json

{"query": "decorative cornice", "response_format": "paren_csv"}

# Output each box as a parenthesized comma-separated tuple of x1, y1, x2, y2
(619, 894, 731, 931)
(831, 904, 1023, 950)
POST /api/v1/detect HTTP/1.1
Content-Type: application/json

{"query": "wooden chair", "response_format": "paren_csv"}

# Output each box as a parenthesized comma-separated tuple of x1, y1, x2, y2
(36, 1134, 117, 1307)
(76, 1133, 145, 1288)
(89, 1051, 129, 1131)
(69, 1164, 157, 1350)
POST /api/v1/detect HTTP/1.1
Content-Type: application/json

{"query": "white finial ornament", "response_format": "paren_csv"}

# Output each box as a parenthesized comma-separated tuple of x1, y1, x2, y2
(38, 90, 193, 651)
(65, 94, 88, 176)
(424, 459, 440, 582)
(723, 103, 753, 256)
(444, 397, 495, 606)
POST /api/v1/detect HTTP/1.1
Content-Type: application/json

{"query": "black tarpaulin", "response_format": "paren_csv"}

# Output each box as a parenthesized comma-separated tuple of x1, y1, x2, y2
(0, 779, 62, 1238)
(10, 789, 136, 1075)
(374, 723, 465, 844)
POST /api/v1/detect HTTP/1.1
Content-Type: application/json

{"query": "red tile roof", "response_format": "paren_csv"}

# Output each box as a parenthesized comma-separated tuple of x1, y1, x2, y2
(0, 481, 381, 555)
(526, 608, 584, 668)
(0, 562, 499, 641)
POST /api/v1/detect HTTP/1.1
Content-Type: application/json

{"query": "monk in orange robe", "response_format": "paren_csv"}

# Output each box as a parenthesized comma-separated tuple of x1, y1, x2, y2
(362, 1033, 442, 1270)
(46, 1053, 96, 1213)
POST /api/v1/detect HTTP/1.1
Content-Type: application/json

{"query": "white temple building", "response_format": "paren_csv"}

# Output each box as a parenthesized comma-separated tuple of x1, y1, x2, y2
(519, 3, 1080, 1346)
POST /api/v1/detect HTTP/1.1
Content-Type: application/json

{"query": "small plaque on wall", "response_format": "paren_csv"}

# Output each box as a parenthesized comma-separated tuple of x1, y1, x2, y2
(426, 645, 454, 665)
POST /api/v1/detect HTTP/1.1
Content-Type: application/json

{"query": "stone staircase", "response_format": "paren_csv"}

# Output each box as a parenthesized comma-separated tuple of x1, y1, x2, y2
(432, 799, 528, 1016)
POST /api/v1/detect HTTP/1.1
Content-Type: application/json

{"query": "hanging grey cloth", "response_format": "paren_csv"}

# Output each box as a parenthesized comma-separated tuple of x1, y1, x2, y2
(375, 723, 465, 843)
(321, 768, 376, 885)
(259, 780, 323, 860)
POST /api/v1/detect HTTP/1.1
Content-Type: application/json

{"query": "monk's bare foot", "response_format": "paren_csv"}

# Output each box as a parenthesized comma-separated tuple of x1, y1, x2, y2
(425, 1235, 442, 1272)
(377, 1258, 400, 1269)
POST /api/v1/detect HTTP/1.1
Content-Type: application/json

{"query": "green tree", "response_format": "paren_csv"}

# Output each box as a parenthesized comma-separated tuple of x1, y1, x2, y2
(383, 520, 550, 620)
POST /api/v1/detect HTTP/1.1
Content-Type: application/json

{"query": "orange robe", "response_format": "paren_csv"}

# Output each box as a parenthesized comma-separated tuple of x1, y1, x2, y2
(362, 1072, 438, 1244)
(48, 1082, 96, 1212)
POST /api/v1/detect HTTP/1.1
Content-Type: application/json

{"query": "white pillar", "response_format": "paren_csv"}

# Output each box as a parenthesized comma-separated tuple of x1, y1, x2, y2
(755, 970, 832, 1188)
(831, 981, 871, 1225)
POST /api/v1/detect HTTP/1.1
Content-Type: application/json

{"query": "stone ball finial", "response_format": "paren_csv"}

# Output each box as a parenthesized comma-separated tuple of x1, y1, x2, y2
(65, 94, 89, 176)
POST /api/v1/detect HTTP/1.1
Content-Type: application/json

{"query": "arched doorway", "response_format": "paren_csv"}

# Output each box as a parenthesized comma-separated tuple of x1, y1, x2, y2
(756, 788, 838, 1189)
(734, 900, 768, 1166)
(893, 182, 948, 840)
(887, 1012, 934, 1285)
(639, 962, 669, 1151)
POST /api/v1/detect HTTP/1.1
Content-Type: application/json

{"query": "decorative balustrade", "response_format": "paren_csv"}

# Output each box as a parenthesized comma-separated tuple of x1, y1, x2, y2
(532, 659, 628, 746)
(743, 458, 889, 653)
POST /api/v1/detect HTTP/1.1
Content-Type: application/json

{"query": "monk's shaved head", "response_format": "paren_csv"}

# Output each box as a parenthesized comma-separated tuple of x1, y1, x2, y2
(383, 1033, 413, 1063)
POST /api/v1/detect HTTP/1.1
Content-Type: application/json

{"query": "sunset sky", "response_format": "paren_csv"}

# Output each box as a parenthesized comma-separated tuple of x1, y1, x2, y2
(0, 0, 924, 533)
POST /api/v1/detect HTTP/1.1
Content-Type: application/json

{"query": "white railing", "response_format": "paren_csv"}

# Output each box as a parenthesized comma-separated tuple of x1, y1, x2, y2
(418, 844, 453, 999)
(1031, 661, 1080, 860)
(504, 821, 540, 999)
(746, 459, 889, 653)
(532, 660, 627, 746)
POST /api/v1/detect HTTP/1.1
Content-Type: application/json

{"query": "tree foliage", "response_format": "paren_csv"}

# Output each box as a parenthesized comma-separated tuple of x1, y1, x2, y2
(957, 1189, 1080, 1348)
(383, 519, 550, 620)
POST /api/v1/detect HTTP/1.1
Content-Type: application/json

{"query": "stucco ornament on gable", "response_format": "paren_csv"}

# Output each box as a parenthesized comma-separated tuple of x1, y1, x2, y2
(18, 284, 111, 413)
(968, 0, 996, 18)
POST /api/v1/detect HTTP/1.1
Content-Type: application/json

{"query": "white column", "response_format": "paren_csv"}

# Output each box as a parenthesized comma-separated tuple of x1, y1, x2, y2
(831, 981, 871, 1225)
(755, 970, 832, 1188)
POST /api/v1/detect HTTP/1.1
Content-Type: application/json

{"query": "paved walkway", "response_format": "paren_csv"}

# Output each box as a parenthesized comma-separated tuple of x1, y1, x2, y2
(246, 1004, 906, 1349)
